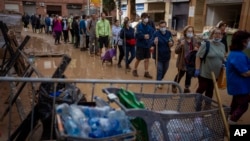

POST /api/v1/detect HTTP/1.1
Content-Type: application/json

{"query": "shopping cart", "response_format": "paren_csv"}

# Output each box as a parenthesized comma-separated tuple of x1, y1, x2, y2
(54, 96, 137, 141)
(102, 87, 231, 141)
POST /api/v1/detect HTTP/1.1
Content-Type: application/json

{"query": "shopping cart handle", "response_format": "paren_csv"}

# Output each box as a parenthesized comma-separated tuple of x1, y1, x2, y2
(107, 93, 118, 101)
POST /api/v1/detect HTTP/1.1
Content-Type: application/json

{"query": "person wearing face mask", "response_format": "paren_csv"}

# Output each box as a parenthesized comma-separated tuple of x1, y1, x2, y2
(120, 20, 136, 70)
(173, 25, 197, 93)
(151, 20, 173, 89)
(218, 21, 228, 53)
(225, 30, 250, 124)
(132, 13, 154, 78)
(194, 28, 226, 110)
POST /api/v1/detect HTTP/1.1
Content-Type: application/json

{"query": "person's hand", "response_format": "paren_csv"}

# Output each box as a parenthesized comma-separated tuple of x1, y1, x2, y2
(180, 39, 185, 46)
(144, 34, 149, 39)
(154, 37, 158, 45)
(194, 69, 200, 77)
(168, 40, 173, 47)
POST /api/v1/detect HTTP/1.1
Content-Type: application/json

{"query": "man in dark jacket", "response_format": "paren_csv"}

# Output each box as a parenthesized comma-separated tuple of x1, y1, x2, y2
(151, 20, 174, 88)
(132, 13, 154, 79)
(22, 13, 30, 31)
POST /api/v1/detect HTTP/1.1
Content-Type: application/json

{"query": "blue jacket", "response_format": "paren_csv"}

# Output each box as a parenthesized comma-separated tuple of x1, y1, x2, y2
(120, 27, 135, 47)
(151, 30, 173, 61)
(79, 19, 86, 34)
(226, 51, 250, 95)
(135, 22, 154, 48)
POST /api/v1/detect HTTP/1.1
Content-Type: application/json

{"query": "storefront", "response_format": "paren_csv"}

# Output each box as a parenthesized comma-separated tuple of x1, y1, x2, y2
(4, 3, 19, 12)
(22, 1, 36, 15)
(171, 1, 189, 31)
(67, 4, 82, 16)
(205, 0, 243, 28)
(147, 2, 165, 23)
(47, 5, 62, 16)
(121, 4, 144, 20)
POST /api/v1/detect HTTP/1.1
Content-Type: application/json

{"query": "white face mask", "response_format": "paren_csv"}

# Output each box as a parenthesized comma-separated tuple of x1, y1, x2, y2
(186, 33, 193, 38)
(160, 27, 166, 34)
(213, 38, 221, 43)
(247, 41, 250, 49)
(143, 18, 149, 23)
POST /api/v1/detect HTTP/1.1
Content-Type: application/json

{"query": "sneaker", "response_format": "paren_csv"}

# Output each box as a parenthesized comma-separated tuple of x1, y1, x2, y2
(157, 84, 163, 89)
(126, 65, 131, 70)
(228, 118, 237, 125)
(144, 72, 152, 79)
(132, 70, 139, 77)
(117, 64, 122, 68)
(172, 85, 177, 93)
(184, 88, 190, 93)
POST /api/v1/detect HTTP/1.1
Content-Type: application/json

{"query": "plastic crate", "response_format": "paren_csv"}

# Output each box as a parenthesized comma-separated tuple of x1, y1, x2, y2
(54, 101, 137, 141)
(102, 87, 230, 141)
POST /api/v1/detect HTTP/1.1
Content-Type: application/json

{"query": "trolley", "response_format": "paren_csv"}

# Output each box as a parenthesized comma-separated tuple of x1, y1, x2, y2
(102, 87, 231, 141)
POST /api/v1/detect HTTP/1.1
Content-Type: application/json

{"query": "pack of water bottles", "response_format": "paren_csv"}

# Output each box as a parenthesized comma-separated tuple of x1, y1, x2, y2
(55, 101, 136, 141)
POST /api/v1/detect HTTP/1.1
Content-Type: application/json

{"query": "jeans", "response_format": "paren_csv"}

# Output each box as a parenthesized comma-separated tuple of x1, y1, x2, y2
(80, 33, 86, 48)
(156, 60, 170, 81)
(118, 45, 124, 65)
(125, 46, 135, 66)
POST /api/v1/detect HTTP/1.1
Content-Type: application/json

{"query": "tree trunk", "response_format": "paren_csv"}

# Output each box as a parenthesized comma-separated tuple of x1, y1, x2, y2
(130, 0, 136, 21)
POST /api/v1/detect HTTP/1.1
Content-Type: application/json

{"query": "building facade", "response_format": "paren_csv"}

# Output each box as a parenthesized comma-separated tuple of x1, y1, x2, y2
(120, 0, 250, 32)
(2, 0, 90, 16)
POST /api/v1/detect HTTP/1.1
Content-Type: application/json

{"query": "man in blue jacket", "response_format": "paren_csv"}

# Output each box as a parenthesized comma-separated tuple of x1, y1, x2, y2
(151, 20, 174, 88)
(132, 13, 154, 78)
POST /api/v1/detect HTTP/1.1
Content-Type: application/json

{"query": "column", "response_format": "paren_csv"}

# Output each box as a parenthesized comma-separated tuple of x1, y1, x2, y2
(239, 0, 250, 31)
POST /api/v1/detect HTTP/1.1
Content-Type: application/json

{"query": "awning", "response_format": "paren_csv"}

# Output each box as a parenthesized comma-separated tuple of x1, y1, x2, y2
(147, 10, 165, 13)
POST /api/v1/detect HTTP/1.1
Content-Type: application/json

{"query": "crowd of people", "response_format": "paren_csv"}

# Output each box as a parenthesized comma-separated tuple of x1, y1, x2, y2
(22, 12, 250, 124)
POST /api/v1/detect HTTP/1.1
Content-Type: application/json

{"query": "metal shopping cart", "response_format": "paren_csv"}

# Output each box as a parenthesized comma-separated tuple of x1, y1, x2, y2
(102, 87, 231, 141)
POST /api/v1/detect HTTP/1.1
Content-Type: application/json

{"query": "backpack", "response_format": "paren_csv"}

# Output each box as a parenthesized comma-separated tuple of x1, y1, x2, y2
(185, 40, 210, 76)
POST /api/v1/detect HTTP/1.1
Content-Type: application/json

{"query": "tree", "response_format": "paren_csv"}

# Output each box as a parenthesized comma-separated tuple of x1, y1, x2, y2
(130, 0, 136, 21)
(103, 0, 116, 15)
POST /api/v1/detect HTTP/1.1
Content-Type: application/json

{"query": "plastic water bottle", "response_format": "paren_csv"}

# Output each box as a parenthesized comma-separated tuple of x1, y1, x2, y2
(81, 106, 111, 118)
(94, 96, 109, 107)
(61, 115, 80, 136)
(108, 110, 130, 133)
(193, 117, 203, 140)
(56, 103, 69, 115)
(69, 104, 86, 122)
(100, 117, 120, 136)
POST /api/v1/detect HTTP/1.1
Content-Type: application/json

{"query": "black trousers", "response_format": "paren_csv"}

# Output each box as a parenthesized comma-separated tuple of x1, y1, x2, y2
(86, 35, 89, 48)
(63, 30, 69, 43)
(98, 36, 109, 48)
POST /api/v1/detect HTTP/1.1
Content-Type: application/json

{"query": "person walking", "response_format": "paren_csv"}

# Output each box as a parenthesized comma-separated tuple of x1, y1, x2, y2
(68, 14, 74, 44)
(132, 13, 154, 79)
(62, 17, 69, 43)
(72, 16, 80, 48)
(151, 20, 174, 89)
(120, 19, 136, 70)
(226, 30, 250, 124)
(22, 13, 30, 32)
(79, 15, 87, 51)
(53, 16, 62, 45)
(172, 25, 198, 93)
(112, 20, 123, 68)
(45, 14, 51, 34)
(88, 14, 98, 56)
(218, 21, 228, 53)
(194, 28, 226, 110)
(96, 12, 111, 55)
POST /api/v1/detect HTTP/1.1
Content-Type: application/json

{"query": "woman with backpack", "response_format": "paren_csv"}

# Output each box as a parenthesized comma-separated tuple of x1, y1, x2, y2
(194, 28, 226, 110)
(172, 25, 198, 93)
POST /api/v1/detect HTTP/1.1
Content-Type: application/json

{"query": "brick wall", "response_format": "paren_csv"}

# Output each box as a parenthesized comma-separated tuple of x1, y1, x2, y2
(0, 0, 4, 12)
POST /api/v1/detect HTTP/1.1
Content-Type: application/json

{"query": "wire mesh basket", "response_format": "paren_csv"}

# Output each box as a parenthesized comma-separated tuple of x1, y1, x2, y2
(102, 87, 230, 141)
